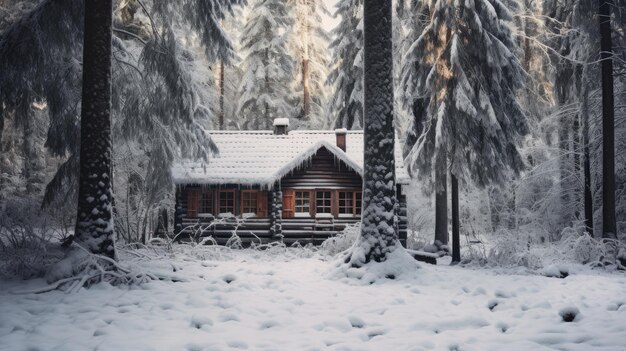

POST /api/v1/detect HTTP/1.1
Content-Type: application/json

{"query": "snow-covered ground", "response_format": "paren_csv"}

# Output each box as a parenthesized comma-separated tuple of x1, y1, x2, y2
(1, 248, 626, 351)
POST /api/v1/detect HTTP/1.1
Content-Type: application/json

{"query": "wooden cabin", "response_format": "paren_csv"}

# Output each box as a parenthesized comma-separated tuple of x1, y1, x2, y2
(171, 119, 411, 246)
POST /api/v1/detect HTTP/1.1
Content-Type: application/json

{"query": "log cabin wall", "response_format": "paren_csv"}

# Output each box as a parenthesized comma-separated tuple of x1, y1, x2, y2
(280, 148, 362, 189)
(177, 184, 271, 219)
(172, 147, 408, 247)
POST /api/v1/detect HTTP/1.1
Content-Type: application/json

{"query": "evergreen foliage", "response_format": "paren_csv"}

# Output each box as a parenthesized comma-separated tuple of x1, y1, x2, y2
(327, 0, 363, 129)
(236, 0, 295, 130)
(404, 0, 529, 189)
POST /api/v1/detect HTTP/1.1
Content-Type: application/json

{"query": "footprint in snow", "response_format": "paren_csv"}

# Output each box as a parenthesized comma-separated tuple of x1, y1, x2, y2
(160, 303, 174, 310)
(496, 322, 509, 333)
(259, 320, 279, 329)
(222, 274, 237, 284)
(488, 299, 499, 311)
(495, 290, 515, 298)
(219, 313, 240, 322)
(190, 316, 213, 329)
(348, 316, 365, 328)
(227, 341, 248, 349)
(607, 302, 625, 311)
(367, 329, 387, 340)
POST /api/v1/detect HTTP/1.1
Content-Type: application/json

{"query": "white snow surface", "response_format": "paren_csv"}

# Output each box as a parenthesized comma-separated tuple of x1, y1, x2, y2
(171, 130, 411, 187)
(2, 249, 626, 351)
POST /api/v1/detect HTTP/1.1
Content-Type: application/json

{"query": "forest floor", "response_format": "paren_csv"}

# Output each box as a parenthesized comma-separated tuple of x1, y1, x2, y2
(1, 247, 626, 351)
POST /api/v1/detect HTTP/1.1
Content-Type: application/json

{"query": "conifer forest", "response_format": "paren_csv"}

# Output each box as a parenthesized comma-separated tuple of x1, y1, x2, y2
(1, 0, 626, 350)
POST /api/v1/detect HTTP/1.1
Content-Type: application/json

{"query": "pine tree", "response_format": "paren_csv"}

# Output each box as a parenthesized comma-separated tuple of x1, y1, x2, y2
(1, 0, 241, 234)
(73, 0, 115, 258)
(599, 0, 617, 239)
(398, 0, 449, 247)
(327, 0, 363, 129)
(236, 0, 294, 130)
(343, 0, 399, 266)
(404, 0, 528, 255)
(289, 0, 331, 128)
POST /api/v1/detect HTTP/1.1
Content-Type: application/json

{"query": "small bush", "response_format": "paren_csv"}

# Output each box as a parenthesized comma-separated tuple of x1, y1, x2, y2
(0, 199, 63, 279)
(320, 223, 360, 256)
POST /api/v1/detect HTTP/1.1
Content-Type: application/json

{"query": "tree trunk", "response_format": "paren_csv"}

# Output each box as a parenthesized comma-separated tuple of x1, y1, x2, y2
(599, 0, 616, 239)
(582, 81, 593, 236)
(451, 172, 460, 263)
(74, 0, 115, 258)
(219, 59, 225, 130)
(302, 58, 310, 120)
(573, 113, 581, 220)
(435, 152, 448, 245)
(356, 0, 397, 263)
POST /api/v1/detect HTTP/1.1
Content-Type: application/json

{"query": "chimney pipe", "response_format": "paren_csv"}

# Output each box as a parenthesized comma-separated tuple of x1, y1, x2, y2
(335, 128, 347, 152)
(273, 118, 290, 135)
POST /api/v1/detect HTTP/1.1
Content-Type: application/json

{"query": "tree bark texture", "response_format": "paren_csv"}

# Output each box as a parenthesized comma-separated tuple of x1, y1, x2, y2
(599, 0, 616, 239)
(74, 0, 115, 258)
(219, 59, 225, 130)
(451, 172, 460, 263)
(582, 82, 593, 236)
(435, 152, 448, 245)
(302, 58, 310, 120)
(358, 0, 397, 263)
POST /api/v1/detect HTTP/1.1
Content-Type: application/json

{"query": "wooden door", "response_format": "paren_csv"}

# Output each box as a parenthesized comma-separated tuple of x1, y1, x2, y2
(186, 188, 201, 217)
(257, 191, 268, 218)
(282, 189, 295, 219)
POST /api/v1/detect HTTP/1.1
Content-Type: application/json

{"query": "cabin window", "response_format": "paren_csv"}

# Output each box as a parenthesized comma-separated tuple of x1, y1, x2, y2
(199, 190, 213, 214)
(338, 191, 354, 215)
(218, 190, 235, 214)
(241, 190, 258, 214)
(316, 191, 332, 214)
(295, 191, 311, 215)
(355, 191, 362, 216)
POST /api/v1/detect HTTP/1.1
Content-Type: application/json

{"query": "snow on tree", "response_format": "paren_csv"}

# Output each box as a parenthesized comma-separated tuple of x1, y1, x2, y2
(71, 0, 115, 259)
(289, 0, 331, 128)
(0, 1, 241, 245)
(336, 0, 418, 279)
(236, 0, 295, 130)
(327, 0, 364, 130)
(403, 0, 529, 249)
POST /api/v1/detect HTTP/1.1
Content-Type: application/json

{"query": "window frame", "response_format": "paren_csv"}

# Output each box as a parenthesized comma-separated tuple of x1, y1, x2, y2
(218, 190, 236, 215)
(315, 190, 333, 215)
(199, 189, 214, 215)
(295, 190, 312, 217)
(338, 191, 355, 216)
(240, 190, 258, 215)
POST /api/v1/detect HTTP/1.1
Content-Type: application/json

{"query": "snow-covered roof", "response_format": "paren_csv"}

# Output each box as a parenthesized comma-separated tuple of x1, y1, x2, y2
(171, 130, 411, 187)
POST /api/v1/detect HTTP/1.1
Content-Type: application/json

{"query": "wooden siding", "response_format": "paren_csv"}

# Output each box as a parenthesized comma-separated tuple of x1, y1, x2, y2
(280, 147, 362, 189)
(174, 184, 408, 248)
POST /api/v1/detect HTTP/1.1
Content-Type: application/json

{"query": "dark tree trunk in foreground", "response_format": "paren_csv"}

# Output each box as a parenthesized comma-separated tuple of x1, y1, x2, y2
(356, 0, 397, 263)
(599, 0, 616, 239)
(435, 153, 448, 245)
(451, 173, 460, 263)
(74, 0, 115, 258)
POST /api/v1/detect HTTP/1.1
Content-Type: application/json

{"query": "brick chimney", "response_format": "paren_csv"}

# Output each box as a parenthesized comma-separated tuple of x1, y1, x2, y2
(273, 118, 289, 135)
(335, 128, 347, 152)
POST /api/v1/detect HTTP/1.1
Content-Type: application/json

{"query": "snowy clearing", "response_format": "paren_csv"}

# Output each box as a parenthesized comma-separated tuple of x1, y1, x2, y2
(1, 249, 626, 351)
